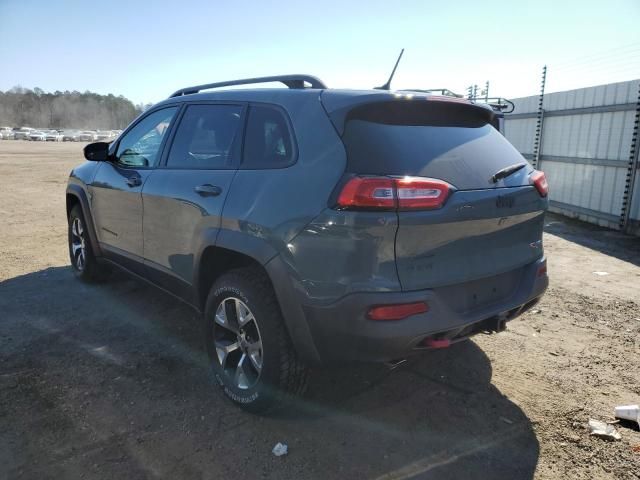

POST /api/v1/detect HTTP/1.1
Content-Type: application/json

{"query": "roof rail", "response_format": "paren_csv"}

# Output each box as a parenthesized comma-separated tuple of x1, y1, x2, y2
(169, 74, 327, 98)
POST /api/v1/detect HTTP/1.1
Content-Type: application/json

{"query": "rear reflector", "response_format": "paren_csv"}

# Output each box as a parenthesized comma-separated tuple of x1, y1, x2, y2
(530, 170, 548, 197)
(337, 176, 451, 210)
(422, 337, 451, 349)
(537, 264, 547, 277)
(367, 302, 429, 321)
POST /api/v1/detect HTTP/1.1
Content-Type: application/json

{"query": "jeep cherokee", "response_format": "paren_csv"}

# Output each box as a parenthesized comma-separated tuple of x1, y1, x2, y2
(66, 74, 548, 412)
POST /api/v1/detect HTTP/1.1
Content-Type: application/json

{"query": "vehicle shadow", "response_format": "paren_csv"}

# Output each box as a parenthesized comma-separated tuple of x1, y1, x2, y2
(544, 212, 640, 267)
(0, 266, 539, 480)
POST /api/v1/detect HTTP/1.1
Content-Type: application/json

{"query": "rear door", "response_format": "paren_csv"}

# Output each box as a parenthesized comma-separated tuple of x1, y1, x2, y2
(141, 102, 245, 298)
(339, 99, 547, 292)
(90, 106, 178, 272)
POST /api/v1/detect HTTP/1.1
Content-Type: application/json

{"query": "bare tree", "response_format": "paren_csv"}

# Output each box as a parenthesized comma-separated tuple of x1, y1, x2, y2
(0, 86, 142, 129)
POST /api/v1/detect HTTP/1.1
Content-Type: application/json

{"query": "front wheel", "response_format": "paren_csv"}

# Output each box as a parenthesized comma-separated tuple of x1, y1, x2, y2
(205, 268, 309, 413)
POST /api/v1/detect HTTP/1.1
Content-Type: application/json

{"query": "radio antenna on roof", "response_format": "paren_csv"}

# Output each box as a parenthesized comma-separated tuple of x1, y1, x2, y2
(375, 48, 404, 90)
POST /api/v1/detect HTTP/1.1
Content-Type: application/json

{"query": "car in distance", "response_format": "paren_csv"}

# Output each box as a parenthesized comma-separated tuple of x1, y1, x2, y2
(63, 130, 81, 142)
(0, 127, 14, 139)
(14, 127, 33, 140)
(66, 74, 549, 413)
(45, 130, 63, 141)
(95, 130, 114, 141)
(28, 130, 47, 141)
(78, 130, 98, 142)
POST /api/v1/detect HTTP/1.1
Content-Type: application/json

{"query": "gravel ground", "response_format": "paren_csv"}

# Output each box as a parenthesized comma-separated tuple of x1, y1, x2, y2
(1, 141, 639, 480)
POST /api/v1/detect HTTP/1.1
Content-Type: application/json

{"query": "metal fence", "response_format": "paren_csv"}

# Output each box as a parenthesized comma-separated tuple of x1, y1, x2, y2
(503, 79, 640, 236)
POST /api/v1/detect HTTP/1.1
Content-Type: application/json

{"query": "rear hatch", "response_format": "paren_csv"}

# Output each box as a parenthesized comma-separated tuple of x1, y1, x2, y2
(325, 94, 547, 293)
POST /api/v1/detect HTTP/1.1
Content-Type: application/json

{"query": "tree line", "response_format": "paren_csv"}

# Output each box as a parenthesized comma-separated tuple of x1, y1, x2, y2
(0, 86, 153, 130)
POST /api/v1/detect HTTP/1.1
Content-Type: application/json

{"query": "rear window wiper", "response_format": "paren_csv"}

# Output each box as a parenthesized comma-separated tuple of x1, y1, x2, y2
(490, 162, 526, 183)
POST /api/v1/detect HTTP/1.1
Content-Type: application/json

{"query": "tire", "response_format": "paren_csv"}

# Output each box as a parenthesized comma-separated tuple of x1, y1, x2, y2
(205, 267, 309, 413)
(68, 205, 109, 282)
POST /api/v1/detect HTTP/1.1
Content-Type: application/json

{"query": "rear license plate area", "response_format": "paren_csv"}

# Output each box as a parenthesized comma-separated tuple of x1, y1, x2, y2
(436, 268, 523, 314)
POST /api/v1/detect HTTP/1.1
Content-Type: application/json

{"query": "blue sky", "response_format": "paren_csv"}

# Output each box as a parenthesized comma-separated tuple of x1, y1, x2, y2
(1, 0, 638, 104)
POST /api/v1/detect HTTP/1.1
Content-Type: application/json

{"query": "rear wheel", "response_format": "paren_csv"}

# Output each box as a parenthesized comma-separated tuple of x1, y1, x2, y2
(68, 205, 109, 282)
(205, 267, 309, 413)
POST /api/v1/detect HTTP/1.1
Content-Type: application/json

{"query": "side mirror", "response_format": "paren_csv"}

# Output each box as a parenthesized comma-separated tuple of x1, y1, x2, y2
(84, 142, 110, 161)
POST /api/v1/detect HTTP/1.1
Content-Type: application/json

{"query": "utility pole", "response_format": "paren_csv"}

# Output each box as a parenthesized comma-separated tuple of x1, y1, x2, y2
(532, 65, 547, 169)
(620, 80, 640, 232)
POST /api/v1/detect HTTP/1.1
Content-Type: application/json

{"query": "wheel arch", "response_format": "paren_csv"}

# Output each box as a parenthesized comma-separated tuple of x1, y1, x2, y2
(195, 245, 263, 310)
(195, 233, 321, 365)
(66, 184, 102, 256)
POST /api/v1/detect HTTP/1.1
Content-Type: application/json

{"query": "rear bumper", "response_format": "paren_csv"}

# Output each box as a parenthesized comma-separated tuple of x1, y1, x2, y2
(291, 257, 548, 364)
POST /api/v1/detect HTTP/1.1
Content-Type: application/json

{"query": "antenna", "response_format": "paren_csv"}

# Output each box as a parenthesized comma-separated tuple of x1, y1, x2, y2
(375, 48, 404, 90)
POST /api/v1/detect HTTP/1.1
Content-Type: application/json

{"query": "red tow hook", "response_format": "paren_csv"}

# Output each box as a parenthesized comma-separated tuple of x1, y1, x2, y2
(423, 337, 451, 349)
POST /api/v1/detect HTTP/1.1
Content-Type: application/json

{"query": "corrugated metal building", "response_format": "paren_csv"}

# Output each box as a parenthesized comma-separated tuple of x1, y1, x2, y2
(503, 80, 640, 236)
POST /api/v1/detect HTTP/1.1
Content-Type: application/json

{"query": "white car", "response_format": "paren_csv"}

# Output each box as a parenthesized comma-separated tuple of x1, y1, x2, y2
(45, 130, 63, 142)
(29, 130, 47, 141)
(62, 130, 81, 142)
(0, 127, 14, 140)
(14, 128, 33, 140)
(95, 130, 114, 141)
(78, 131, 98, 142)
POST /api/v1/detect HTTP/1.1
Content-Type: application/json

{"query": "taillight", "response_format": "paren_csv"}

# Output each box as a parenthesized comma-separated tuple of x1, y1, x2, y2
(367, 302, 429, 321)
(336, 176, 452, 210)
(396, 177, 450, 209)
(336, 177, 396, 209)
(530, 170, 548, 197)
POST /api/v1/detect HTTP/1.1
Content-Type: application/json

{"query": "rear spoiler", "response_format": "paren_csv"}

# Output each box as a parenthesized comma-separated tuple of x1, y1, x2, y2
(398, 89, 515, 114)
(321, 92, 499, 136)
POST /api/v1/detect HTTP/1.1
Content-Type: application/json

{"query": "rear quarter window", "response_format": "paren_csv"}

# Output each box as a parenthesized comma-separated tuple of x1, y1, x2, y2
(241, 105, 295, 169)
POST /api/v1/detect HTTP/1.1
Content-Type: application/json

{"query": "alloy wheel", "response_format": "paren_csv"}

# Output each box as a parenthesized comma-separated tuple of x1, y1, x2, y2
(213, 297, 263, 390)
(70, 217, 86, 271)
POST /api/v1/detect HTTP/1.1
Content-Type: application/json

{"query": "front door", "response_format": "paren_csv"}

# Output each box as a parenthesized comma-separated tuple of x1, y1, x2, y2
(90, 106, 178, 271)
(142, 103, 244, 297)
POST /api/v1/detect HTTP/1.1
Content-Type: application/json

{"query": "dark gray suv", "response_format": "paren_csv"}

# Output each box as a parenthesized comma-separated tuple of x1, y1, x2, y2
(66, 75, 549, 412)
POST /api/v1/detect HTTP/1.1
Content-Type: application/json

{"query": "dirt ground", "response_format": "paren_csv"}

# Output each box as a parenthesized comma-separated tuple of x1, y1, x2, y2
(1, 141, 639, 480)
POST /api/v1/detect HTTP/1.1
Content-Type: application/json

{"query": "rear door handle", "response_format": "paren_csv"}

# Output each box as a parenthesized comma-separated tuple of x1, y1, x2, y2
(126, 175, 142, 187)
(194, 184, 222, 197)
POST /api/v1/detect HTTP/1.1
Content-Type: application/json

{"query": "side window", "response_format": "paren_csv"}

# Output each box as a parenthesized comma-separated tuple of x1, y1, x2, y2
(115, 107, 177, 167)
(166, 104, 243, 169)
(242, 105, 295, 169)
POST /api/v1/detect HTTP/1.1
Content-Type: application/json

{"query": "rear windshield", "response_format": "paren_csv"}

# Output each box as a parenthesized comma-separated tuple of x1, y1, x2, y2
(342, 101, 526, 189)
